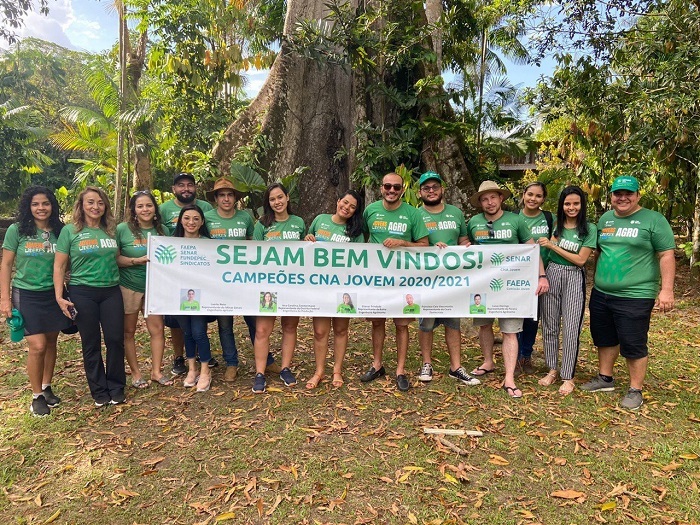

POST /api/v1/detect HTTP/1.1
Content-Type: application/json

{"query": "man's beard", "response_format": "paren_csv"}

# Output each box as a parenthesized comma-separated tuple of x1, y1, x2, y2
(176, 192, 196, 204)
(421, 195, 442, 206)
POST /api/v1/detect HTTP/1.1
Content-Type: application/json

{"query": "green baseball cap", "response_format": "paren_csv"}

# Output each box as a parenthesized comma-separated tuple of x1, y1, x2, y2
(6, 308, 25, 343)
(611, 176, 640, 192)
(418, 171, 442, 186)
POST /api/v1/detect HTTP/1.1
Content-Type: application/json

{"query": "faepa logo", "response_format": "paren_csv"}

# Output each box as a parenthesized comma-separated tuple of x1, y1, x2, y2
(490, 253, 505, 266)
(490, 278, 504, 291)
(154, 244, 177, 264)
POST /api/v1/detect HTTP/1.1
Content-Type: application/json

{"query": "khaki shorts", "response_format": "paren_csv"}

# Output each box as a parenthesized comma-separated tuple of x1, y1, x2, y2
(472, 317, 523, 334)
(120, 286, 145, 315)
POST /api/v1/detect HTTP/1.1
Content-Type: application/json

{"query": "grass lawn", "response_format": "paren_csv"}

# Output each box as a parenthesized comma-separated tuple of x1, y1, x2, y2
(1, 266, 699, 524)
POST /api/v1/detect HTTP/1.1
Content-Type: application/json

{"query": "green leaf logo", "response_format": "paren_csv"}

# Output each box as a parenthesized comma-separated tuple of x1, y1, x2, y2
(154, 244, 177, 264)
(490, 278, 504, 292)
(490, 253, 504, 266)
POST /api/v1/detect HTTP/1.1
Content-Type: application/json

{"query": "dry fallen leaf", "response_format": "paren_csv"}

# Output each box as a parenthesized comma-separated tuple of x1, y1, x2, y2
(551, 489, 586, 500)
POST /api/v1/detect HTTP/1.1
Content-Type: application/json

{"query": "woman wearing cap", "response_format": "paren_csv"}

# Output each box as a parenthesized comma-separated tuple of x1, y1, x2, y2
(54, 187, 127, 407)
(304, 189, 365, 389)
(173, 204, 214, 392)
(537, 186, 596, 395)
(251, 182, 306, 393)
(518, 181, 554, 374)
(1, 186, 71, 416)
(116, 191, 172, 388)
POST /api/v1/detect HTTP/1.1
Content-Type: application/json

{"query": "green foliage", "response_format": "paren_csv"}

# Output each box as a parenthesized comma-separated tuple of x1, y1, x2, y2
(1, 0, 50, 44)
(228, 161, 302, 218)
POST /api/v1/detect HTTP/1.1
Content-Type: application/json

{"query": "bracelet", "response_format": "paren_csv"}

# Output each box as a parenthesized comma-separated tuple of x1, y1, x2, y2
(539, 275, 547, 278)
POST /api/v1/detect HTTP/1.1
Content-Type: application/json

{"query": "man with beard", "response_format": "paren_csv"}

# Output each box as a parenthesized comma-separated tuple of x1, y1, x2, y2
(415, 172, 480, 386)
(204, 177, 280, 381)
(467, 180, 549, 399)
(362, 172, 429, 391)
(159, 173, 214, 374)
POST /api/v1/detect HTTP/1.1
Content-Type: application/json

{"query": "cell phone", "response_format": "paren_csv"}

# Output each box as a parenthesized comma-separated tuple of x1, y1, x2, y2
(67, 304, 78, 320)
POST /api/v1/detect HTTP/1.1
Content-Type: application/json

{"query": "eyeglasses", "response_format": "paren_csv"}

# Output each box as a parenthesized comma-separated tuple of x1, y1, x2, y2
(421, 184, 442, 192)
(486, 221, 495, 238)
(134, 190, 151, 196)
(383, 183, 403, 192)
(41, 230, 52, 252)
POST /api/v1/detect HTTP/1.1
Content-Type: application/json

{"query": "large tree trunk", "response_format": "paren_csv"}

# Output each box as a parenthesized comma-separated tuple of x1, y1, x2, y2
(690, 167, 700, 280)
(213, 0, 475, 221)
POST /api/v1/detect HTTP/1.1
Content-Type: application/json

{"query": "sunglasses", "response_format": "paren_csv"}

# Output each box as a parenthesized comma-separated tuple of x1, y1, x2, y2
(383, 183, 403, 192)
(41, 230, 52, 252)
(134, 190, 151, 196)
(486, 221, 495, 238)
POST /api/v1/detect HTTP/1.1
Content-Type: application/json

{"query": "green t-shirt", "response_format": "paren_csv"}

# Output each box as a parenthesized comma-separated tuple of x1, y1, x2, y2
(403, 303, 421, 314)
(337, 303, 356, 314)
(260, 304, 277, 313)
(467, 211, 532, 245)
(309, 214, 363, 243)
(520, 210, 553, 266)
(116, 222, 158, 293)
(363, 201, 429, 244)
(594, 208, 675, 299)
(204, 209, 254, 240)
(56, 224, 120, 287)
(253, 215, 306, 241)
(549, 223, 597, 267)
(418, 204, 468, 246)
(180, 300, 200, 311)
(470, 303, 487, 314)
(159, 198, 213, 235)
(2, 223, 58, 291)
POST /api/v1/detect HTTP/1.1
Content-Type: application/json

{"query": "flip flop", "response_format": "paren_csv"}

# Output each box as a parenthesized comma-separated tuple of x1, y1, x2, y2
(502, 385, 523, 399)
(132, 378, 149, 389)
(471, 367, 495, 377)
(152, 375, 174, 386)
(332, 373, 344, 388)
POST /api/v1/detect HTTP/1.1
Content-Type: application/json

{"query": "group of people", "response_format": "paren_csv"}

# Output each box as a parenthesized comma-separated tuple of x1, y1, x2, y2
(0, 170, 674, 416)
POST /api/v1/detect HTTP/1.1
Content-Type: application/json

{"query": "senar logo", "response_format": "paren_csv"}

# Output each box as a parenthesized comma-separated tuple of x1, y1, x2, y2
(154, 244, 177, 264)
(490, 253, 505, 266)
(490, 278, 504, 291)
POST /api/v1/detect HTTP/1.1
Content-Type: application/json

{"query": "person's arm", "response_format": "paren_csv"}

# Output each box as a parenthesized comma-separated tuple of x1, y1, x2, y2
(657, 249, 675, 312)
(383, 236, 429, 248)
(538, 237, 593, 267)
(0, 249, 16, 318)
(53, 251, 74, 319)
(525, 238, 549, 294)
(457, 235, 471, 247)
(116, 250, 147, 267)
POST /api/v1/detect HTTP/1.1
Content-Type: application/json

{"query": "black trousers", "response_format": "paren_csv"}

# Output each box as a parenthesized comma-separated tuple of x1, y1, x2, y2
(70, 285, 126, 402)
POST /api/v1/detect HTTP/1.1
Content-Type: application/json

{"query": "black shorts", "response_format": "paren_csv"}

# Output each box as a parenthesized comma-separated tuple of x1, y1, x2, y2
(163, 315, 180, 329)
(589, 287, 655, 359)
(12, 288, 72, 336)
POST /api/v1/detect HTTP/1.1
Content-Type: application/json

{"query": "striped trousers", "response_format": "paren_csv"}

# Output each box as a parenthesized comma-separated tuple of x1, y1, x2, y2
(540, 263, 586, 380)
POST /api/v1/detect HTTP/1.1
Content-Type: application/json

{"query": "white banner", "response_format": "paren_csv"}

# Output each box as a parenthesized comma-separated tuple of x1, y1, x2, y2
(145, 237, 539, 318)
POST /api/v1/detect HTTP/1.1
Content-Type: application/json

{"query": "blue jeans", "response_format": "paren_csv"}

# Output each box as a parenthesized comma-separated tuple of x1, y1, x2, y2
(518, 317, 539, 359)
(217, 315, 274, 366)
(178, 316, 211, 363)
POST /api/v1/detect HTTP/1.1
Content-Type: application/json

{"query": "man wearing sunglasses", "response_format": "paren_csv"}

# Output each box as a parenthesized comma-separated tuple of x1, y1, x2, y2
(415, 171, 480, 387)
(159, 173, 215, 375)
(581, 176, 675, 410)
(362, 172, 429, 391)
(466, 180, 549, 399)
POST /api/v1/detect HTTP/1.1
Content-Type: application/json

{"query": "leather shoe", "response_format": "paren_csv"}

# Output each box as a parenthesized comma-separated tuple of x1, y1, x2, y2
(360, 365, 386, 382)
(396, 374, 410, 391)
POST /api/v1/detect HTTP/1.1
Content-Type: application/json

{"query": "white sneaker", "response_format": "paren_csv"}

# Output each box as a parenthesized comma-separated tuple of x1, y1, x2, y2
(418, 363, 433, 382)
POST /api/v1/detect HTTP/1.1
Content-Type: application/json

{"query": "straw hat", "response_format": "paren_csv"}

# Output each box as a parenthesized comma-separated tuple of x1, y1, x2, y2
(469, 180, 512, 209)
(206, 177, 245, 201)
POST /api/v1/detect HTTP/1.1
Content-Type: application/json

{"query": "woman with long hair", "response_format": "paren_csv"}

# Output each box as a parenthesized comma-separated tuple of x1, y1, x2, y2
(304, 189, 364, 389)
(517, 181, 553, 374)
(173, 204, 213, 392)
(1, 186, 71, 416)
(54, 186, 126, 406)
(537, 186, 597, 395)
(251, 182, 306, 393)
(116, 191, 172, 388)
